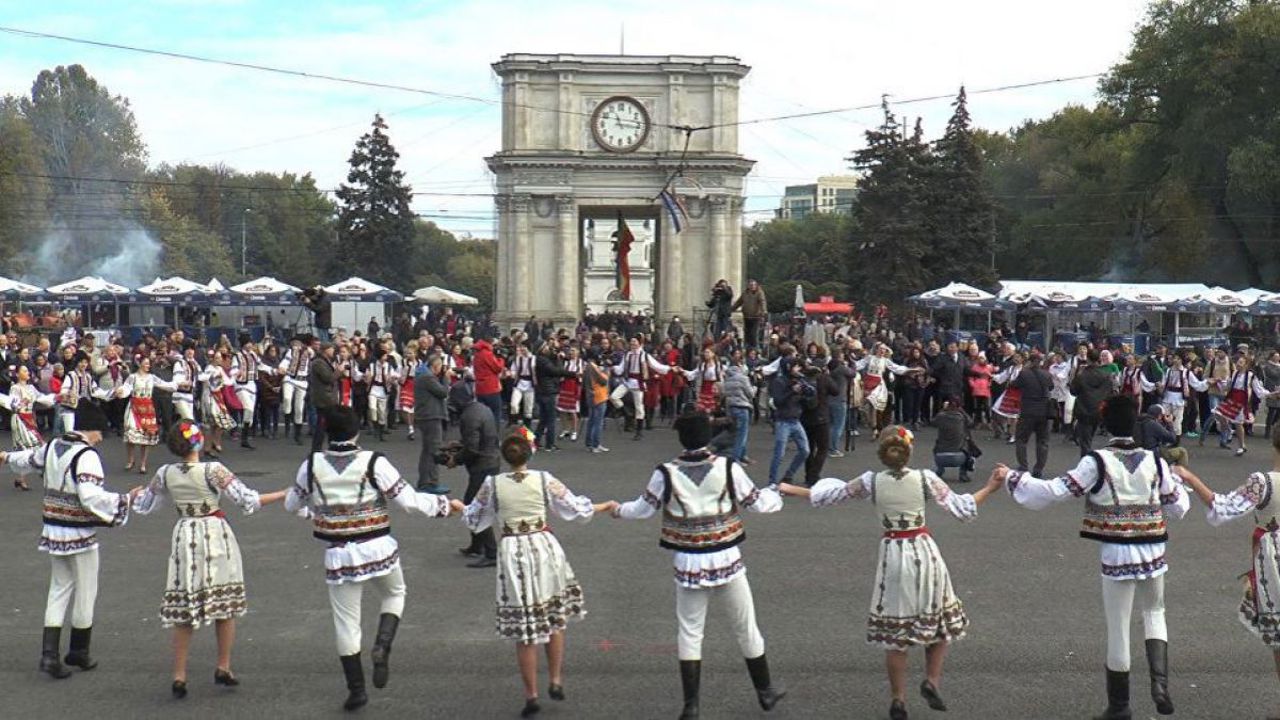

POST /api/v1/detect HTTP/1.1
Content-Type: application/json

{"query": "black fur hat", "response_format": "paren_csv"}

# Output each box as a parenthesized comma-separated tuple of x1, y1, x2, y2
(1101, 394, 1138, 438)
(673, 409, 713, 451)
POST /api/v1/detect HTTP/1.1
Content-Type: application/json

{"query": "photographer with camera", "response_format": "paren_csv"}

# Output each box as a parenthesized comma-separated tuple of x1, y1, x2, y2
(415, 355, 452, 494)
(706, 279, 734, 340)
(449, 380, 499, 567)
(299, 286, 333, 342)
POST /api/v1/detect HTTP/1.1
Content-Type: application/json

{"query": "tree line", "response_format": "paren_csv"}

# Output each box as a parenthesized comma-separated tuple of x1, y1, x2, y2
(748, 0, 1280, 310)
(0, 67, 494, 307)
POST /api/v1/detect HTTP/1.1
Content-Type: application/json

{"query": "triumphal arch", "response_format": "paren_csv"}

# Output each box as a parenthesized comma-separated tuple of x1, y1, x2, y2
(486, 54, 754, 325)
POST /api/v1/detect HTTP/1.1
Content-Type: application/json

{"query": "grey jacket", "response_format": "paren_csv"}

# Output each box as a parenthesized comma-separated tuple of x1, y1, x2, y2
(414, 371, 450, 421)
(722, 366, 755, 409)
(458, 401, 499, 471)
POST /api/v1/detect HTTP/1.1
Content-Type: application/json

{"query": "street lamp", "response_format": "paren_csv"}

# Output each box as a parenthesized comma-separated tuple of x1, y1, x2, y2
(240, 208, 252, 277)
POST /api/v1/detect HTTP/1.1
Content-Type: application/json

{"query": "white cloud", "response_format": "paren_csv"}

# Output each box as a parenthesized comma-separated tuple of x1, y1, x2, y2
(0, 0, 1149, 234)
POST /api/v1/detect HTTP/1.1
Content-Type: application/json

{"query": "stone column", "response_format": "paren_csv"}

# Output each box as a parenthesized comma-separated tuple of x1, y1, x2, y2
(729, 197, 745, 291)
(511, 194, 532, 318)
(661, 208, 683, 320)
(555, 195, 578, 322)
(494, 195, 512, 319)
(708, 195, 730, 289)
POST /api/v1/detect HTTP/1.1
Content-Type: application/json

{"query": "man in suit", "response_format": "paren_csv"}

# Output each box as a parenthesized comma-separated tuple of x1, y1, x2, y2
(1071, 349, 1115, 456)
(931, 341, 968, 417)
(414, 356, 451, 494)
(308, 341, 339, 452)
(1011, 354, 1055, 477)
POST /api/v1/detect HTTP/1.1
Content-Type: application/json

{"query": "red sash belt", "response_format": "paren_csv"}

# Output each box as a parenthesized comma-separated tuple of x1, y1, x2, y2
(884, 527, 930, 540)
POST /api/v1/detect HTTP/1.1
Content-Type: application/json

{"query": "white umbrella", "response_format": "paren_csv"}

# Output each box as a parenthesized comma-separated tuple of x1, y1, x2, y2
(324, 276, 403, 302)
(412, 286, 478, 305)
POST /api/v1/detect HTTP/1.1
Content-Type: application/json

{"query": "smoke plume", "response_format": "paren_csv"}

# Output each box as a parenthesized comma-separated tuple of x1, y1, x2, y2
(25, 219, 161, 289)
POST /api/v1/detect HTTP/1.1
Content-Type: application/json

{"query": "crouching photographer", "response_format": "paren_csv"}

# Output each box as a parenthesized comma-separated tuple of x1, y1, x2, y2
(299, 286, 333, 341)
(448, 380, 499, 567)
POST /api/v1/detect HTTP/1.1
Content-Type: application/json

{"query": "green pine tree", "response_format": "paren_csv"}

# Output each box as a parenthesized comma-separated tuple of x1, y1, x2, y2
(847, 100, 929, 307)
(335, 114, 415, 288)
(925, 86, 997, 287)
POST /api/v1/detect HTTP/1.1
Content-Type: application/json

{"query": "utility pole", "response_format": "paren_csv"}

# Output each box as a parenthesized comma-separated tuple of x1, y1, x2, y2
(241, 208, 252, 277)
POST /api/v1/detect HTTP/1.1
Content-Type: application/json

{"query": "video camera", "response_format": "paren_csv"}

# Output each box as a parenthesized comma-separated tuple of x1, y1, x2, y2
(433, 441, 464, 467)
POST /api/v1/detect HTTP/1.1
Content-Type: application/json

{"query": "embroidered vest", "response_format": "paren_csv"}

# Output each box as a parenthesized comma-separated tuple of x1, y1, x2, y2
(1255, 472, 1279, 534)
(658, 456, 745, 553)
(872, 469, 930, 531)
(163, 463, 224, 518)
(1080, 448, 1167, 544)
(1162, 368, 1188, 397)
(41, 438, 105, 527)
(306, 450, 390, 544)
(237, 351, 256, 382)
(494, 471, 550, 536)
(628, 351, 650, 381)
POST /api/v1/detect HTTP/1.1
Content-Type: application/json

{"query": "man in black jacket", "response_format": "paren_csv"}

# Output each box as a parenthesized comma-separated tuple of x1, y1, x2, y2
(931, 341, 968, 414)
(451, 381, 499, 567)
(1071, 349, 1115, 456)
(533, 339, 574, 451)
(1011, 354, 1055, 477)
(414, 356, 451, 494)
(308, 341, 339, 451)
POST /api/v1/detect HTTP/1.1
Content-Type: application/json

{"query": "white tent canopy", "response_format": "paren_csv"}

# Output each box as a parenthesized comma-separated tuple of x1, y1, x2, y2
(0, 276, 46, 297)
(228, 276, 300, 295)
(46, 276, 131, 296)
(136, 276, 216, 297)
(996, 281, 1213, 303)
(918, 282, 997, 302)
(412, 286, 478, 305)
(206, 278, 226, 292)
(324, 276, 403, 301)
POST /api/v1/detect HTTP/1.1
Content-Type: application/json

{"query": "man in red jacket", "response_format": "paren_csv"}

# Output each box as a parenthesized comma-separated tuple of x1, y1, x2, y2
(470, 340, 505, 423)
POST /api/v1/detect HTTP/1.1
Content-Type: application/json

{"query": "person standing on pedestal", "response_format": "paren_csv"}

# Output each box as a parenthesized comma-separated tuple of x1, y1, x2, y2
(733, 279, 768, 350)
(414, 356, 451, 494)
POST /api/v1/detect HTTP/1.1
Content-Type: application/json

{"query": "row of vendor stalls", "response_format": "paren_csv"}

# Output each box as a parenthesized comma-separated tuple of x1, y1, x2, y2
(908, 281, 1280, 352)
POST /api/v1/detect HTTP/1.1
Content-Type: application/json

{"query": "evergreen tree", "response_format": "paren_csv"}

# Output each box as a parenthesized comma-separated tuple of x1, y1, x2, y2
(334, 114, 415, 288)
(926, 87, 997, 287)
(847, 100, 929, 306)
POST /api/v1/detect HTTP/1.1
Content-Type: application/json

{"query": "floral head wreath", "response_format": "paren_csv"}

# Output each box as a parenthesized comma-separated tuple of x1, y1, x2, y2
(513, 425, 536, 454)
(895, 426, 915, 446)
(179, 421, 204, 452)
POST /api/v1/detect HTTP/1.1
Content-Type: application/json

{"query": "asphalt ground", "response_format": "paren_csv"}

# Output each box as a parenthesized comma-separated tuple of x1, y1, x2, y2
(0, 417, 1274, 720)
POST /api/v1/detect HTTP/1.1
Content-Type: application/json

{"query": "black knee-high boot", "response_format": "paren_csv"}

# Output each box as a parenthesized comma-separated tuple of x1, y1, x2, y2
(679, 660, 700, 719)
(340, 653, 367, 711)
(370, 614, 399, 689)
(64, 627, 97, 671)
(40, 627, 71, 679)
(745, 654, 786, 711)
(1146, 639, 1173, 715)
(1093, 669, 1132, 720)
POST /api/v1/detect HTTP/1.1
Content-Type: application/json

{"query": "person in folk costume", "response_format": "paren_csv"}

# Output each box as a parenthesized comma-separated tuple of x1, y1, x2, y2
(397, 348, 420, 440)
(555, 345, 584, 443)
(0, 363, 58, 490)
(57, 351, 110, 434)
(507, 343, 537, 428)
(461, 428, 613, 718)
(606, 409, 787, 720)
(115, 355, 179, 475)
(365, 342, 400, 442)
(335, 344, 355, 409)
(997, 395, 1190, 719)
(1216, 353, 1273, 457)
(171, 344, 202, 422)
(277, 334, 314, 444)
(855, 343, 919, 439)
(990, 352, 1025, 444)
(658, 339, 685, 422)
(1118, 354, 1146, 406)
(130, 421, 287, 698)
(682, 346, 725, 416)
(283, 406, 464, 711)
(1049, 351, 1074, 434)
(230, 334, 269, 450)
(610, 335, 672, 441)
(1148, 353, 1207, 440)
(0, 402, 141, 679)
(1200, 347, 1234, 447)
(1175, 432, 1280, 720)
(780, 427, 1004, 720)
(200, 350, 239, 457)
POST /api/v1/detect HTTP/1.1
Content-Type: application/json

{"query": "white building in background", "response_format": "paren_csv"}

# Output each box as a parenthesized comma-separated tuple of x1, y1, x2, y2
(778, 175, 858, 219)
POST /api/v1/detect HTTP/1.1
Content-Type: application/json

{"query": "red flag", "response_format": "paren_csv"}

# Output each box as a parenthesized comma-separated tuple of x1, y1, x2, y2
(613, 213, 634, 300)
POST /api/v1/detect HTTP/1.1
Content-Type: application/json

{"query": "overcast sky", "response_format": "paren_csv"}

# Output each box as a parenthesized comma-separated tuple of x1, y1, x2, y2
(1, 0, 1150, 236)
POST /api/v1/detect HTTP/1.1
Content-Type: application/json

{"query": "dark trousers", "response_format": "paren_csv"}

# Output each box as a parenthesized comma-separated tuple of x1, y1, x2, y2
(464, 464, 498, 558)
(803, 420, 830, 485)
(902, 386, 924, 426)
(535, 394, 558, 447)
(1015, 413, 1050, 476)
(477, 393, 503, 425)
(745, 317, 762, 349)
(310, 409, 329, 452)
(1074, 414, 1099, 456)
(417, 419, 444, 489)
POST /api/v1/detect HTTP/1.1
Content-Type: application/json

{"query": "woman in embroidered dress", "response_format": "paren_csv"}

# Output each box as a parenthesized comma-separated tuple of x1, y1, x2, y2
(683, 346, 724, 415)
(554, 346, 584, 443)
(117, 356, 178, 475)
(461, 430, 614, 718)
(201, 350, 237, 457)
(131, 421, 287, 698)
(398, 348, 419, 440)
(780, 426, 1002, 720)
(1216, 354, 1273, 457)
(0, 364, 57, 490)
(991, 352, 1025, 444)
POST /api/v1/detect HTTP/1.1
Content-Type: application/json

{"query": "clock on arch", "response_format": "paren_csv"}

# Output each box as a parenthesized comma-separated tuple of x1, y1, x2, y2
(590, 96, 651, 153)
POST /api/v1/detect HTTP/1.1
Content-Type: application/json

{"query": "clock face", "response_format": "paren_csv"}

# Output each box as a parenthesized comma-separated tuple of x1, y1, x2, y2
(591, 96, 650, 153)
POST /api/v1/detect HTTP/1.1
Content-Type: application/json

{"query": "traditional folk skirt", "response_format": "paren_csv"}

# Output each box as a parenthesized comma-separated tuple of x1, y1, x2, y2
(696, 382, 719, 414)
(202, 391, 238, 430)
(556, 378, 582, 414)
(1216, 388, 1252, 426)
(495, 529, 585, 645)
(866, 529, 969, 650)
(993, 387, 1023, 419)
(161, 515, 248, 629)
(398, 379, 415, 412)
(11, 411, 41, 450)
(124, 397, 161, 445)
(1241, 526, 1280, 647)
